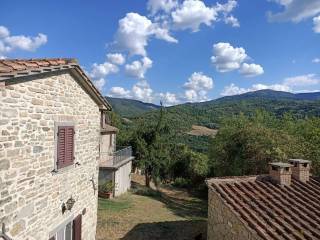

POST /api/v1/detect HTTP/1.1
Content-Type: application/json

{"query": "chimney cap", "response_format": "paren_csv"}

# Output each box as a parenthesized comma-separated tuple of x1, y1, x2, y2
(288, 159, 310, 164)
(269, 162, 292, 168)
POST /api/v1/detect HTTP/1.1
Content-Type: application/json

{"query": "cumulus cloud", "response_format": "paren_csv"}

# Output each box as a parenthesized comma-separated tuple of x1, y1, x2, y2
(211, 42, 264, 77)
(313, 16, 320, 33)
(132, 80, 154, 102)
(107, 53, 126, 65)
(90, 62, 119, 80)
(211, 42, 247, 72)
(221, 74, 320, 96)
(109, 86, 131, 98)
(183, 72, 214, 102)
(268, 0, 320, 23)
(147, 0, 178, 15)
(170, 0, 239, 32)
(239, 63, 264, 77)
(114, 12, 177, 56)
(171, 0, 217, 32)
(224, 15, 240, 27)
(158, 92, 180, 106)
(283, 74, 320, 87)
(0, 26, 47, 58)
(125, 57, 153, 79)
(221, 83, 291, 96)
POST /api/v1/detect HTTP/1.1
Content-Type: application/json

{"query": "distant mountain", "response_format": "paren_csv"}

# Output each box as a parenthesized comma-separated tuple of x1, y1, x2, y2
(110, 89, 320, 153)
(106, 97, 160, 117)
(213, 90, 320, 103)
(130, 89, 320, 130)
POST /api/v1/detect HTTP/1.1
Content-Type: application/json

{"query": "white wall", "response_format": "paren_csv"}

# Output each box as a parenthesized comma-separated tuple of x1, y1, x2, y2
(114, 161, 132, 197)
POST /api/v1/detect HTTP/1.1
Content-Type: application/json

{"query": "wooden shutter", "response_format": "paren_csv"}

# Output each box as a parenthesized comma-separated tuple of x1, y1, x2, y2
(57, 126, 74, 169)
(73, 214, 82, 240)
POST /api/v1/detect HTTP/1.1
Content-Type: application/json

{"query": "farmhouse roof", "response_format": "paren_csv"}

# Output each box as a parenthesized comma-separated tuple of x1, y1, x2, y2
(206, 175, 320, 240)
(0, 58, 111, 110)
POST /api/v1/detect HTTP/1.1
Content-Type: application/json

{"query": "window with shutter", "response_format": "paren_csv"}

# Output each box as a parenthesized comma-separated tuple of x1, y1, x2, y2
(57, 126, 75, 169)
(73, 215, 82, 240)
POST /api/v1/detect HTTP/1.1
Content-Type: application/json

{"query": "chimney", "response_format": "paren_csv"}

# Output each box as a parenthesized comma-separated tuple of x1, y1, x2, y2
(288, 159, 311, 183)
(269, 162, 292, 186)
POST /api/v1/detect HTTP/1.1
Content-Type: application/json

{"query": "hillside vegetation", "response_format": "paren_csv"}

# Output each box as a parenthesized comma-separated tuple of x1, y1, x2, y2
(110, 90, 320, 153)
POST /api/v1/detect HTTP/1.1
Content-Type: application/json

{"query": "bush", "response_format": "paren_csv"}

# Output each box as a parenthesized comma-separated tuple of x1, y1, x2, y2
(98, 181, 114, 193)
(172, 177, 191, 188)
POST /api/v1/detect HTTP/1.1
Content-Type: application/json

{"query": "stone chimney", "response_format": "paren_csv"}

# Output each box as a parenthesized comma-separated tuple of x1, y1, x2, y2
(288, 159, 311, 183)
(269, 162, 292, 186)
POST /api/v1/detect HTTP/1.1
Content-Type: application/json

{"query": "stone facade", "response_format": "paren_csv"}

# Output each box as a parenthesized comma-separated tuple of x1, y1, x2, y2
(207, 189, 262, 240)
(0, 71, 101, 239)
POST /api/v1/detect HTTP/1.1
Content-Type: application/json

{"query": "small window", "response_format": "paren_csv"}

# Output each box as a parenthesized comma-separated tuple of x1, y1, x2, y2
(49, 221, 73, 240)
(272, 166, 278, 171)
(285, 167, 289, 171)
(56, 125, 75, 169)
(49, 215, 81, 240)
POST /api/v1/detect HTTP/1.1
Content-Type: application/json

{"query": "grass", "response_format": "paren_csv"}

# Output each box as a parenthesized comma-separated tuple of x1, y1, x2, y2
(96, 174, 207, 240)
(98, 195, 132, 212)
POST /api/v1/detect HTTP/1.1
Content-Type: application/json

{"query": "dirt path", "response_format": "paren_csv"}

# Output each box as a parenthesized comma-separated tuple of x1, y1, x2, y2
(97, 174, 207, 240)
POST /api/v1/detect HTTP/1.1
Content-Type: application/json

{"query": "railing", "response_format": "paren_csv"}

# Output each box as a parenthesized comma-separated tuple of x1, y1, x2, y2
(100, 146, 133, 167)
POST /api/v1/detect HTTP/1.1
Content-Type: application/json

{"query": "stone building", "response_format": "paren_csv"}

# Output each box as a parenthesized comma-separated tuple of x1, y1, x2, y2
(0, 59, 112, 240)
(99, 119, 134, 197)
(206, 159, 320, 240)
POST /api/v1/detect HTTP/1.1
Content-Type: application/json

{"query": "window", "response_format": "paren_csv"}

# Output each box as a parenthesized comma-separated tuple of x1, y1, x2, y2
(49, 215, 82, 240)
(56, 124, 75, 169)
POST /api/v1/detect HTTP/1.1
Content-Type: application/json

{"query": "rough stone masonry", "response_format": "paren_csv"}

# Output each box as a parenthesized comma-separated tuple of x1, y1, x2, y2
(0, 71, 101, 239)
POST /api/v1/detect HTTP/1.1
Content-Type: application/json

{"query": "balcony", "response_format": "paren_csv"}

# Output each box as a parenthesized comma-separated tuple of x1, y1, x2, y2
(99, 146, 134, 169)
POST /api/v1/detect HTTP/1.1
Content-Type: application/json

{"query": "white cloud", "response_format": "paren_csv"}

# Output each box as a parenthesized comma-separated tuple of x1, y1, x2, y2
(211, 42, 247, 72)
(239, 63, 264, 77)
(0, 26, 47, 58)
(183, 72, 214, 102)
(313, 15, 320, 33)
(93, 78, 107, 91)
(132, 80, 154, 102)
(147, 0, 178, 15)
(0, 26, 10, 38)
(125, 57, 153, 79)
(312, 58, 320, 63)
(158, 92, 180, 106)
(5, 33, 47, 51)
(114, 12, 177, 56)
(107, 53, 126, 65)
(221, 74, 320, 96)
(171, 0, 217, 32)
(268, 0, 320, 23)
(90, 62, 119, 79)
(109, 86, 131, 98)
(224, 15, 240, 27)
(283, 74, 320, 87)
(221, 83, 291, 96)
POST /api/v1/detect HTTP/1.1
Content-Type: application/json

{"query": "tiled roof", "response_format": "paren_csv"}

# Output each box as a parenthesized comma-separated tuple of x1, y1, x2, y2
(0, 58, 111, 110)
(207, 175, 320, 240)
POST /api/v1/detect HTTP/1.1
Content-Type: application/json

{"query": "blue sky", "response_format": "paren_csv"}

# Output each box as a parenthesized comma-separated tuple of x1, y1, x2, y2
(1, 0, 320, 105)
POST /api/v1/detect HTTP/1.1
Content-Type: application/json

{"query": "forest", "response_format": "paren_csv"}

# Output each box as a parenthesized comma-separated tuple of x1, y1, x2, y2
(109, 90, 320, 190)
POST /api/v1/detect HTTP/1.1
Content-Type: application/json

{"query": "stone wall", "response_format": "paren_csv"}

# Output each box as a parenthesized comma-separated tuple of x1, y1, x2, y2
(0, 71, 100, 239)
(207, 188, 262, 240)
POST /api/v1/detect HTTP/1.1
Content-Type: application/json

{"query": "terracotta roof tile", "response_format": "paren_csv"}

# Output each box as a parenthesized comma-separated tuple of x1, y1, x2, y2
(207, 176, 320, 240)
(0, 58, 111, 110)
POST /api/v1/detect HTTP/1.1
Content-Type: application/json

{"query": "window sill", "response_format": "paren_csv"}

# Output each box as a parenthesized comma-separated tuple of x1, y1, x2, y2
(51, 162, 80, 175)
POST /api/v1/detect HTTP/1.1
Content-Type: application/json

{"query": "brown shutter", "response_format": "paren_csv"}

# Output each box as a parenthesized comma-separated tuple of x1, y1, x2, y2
(49, 236, 55, 240)
(73, 214, 82, 240)
(57, 126, 74, 169)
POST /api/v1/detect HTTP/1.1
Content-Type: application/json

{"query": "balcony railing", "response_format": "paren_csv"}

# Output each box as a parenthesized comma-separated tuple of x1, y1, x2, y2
(100, 146, 133, 167)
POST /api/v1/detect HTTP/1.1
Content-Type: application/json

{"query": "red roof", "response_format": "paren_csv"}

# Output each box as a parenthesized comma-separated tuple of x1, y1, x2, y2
(207, 175, 320, 240)
(0, 58, 111, 110)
